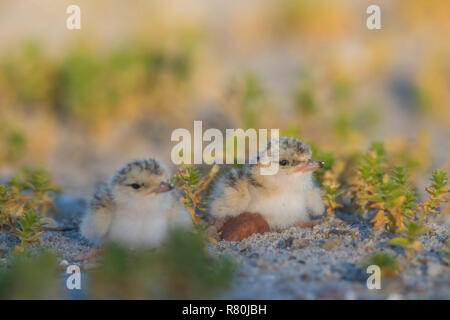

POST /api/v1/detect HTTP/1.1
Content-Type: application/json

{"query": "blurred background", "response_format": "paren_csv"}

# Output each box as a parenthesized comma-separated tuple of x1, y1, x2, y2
(0, 0, 448, 197)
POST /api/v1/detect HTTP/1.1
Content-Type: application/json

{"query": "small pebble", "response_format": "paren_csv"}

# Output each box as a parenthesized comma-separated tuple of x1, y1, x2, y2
(387, 293, 403, 300)
(291, 239, 310, 249)
(428, 263, 445, 277)
(238, 242, 251, 252)
(276, 239, 287, 249)
(317, 285, 346, 299)
(60, 259, 69, 267)
(323, 239, 342, 250)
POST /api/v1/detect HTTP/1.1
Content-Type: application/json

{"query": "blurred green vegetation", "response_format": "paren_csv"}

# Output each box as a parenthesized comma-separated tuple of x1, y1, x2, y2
(89, 229, 234, 299)
(0, 125, 27, 163)
(0, 39, 195, 125)
(295, 79, 317, 116)
(0, 41, 55, 105)
(0, 251, 61, 299)
(225, 72, 270, 129)
(0, 229, 234, 299)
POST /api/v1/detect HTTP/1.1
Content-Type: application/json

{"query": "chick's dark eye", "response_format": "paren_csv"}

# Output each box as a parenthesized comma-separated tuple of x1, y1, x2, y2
(130, 183, 141, 190)
(279, 160, 289, 166)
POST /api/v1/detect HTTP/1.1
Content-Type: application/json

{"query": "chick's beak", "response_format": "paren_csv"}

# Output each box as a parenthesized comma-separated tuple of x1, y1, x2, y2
(294, 160, 324, 173)
(152, 181, 174, 194)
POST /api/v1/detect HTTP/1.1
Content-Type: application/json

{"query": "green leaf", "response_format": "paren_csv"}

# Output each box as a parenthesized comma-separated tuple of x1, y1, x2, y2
(388, 237, 410, 247)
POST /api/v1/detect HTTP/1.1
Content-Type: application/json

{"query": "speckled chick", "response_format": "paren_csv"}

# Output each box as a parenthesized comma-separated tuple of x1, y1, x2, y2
(80, 159, 192, 247)
(209, 137, 325, 231)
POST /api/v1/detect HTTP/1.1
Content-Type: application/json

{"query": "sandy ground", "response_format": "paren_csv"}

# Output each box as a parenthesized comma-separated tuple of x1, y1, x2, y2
(210, 214, 450, 299)
(1, 194, 448, 300)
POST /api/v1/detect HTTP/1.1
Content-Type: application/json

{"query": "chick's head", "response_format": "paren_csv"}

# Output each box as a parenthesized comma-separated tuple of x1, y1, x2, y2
(110, 159, 173, 202)
(257, 137, 323, 177)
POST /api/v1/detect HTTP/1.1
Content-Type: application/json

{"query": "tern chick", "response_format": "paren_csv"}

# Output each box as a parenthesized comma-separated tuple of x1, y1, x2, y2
(80, 159, 192, 247)
(209, 137, 325, 231)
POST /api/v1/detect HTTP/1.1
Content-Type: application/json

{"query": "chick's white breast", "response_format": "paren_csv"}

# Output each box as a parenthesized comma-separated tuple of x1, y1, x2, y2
(246, 189, 309, 230)
(246, 173, 315, 230)
(107, 194, 171, 246)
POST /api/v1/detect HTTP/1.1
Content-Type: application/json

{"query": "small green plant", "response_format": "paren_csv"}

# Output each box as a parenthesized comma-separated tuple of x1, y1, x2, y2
(321, 161, 344, 216)
(386, 170, 448, 258)
(12, 210, 48, 254)
(351, 143, 449, 258)
(171, 165, 219, 224)
(388, 222, 428, 259)
(418, 169, 449, 221)
(362, 251, 400, 278)
(351, 143, 427, 234)
(350, 142, 387, 215)
(369, 170, 417, 233)
(366, 169, 414, 232)
(0, 167, 57, 253)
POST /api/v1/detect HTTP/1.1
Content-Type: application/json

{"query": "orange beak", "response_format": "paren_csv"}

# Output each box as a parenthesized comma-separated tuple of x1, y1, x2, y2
(152, 181, 174, 194)
(293, 160, 324, 173)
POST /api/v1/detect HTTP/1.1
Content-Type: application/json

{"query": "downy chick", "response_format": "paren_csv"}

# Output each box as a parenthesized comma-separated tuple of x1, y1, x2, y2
(80, 159, 192, 247)
(209, 137, 325, 231)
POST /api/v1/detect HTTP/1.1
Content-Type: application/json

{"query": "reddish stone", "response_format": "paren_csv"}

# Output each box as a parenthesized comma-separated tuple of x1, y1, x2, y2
(219, 212, 270, 241)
